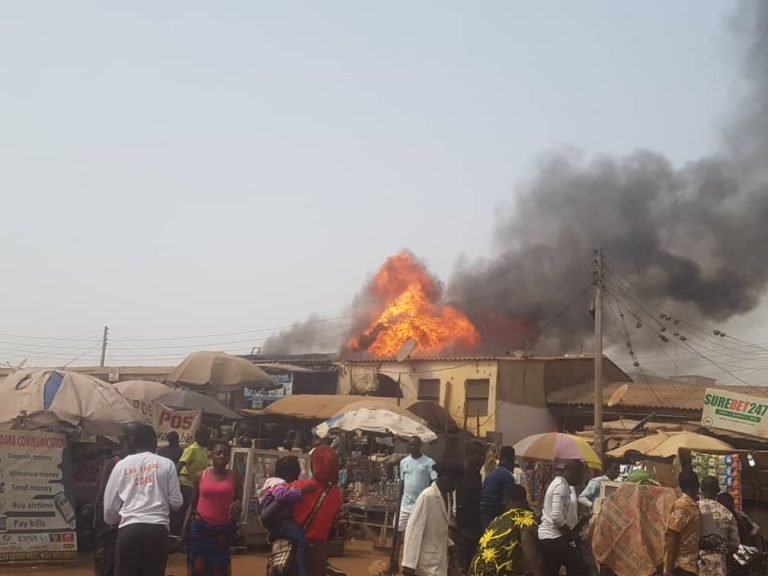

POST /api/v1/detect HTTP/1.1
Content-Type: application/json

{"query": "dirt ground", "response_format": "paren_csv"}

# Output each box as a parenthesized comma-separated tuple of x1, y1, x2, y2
(2, 540, 391, 576)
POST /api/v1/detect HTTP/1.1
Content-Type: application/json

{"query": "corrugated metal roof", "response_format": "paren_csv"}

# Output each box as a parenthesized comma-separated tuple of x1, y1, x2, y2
(341, 354, 602, 363)
(547, 381, 768, 411)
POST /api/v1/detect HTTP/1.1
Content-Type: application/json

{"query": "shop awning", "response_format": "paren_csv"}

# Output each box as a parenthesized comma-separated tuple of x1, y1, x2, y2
(241, 394, 458, 432)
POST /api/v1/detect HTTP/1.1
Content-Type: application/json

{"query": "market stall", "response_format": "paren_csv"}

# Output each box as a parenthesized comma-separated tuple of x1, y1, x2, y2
(313, 402, 438, 546)
(229, 448, 312, 548)
(238, 394, 459, 548)
(0, 369, 146, 563)
(607, 430, 737, 490)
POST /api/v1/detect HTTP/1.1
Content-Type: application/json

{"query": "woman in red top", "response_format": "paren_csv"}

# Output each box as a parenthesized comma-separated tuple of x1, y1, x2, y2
(289, 446, 343, 576)
(183, 442, 243, 576)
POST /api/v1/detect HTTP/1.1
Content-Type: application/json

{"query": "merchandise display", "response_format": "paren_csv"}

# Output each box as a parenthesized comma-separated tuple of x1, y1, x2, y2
(691, 451, 742, 510)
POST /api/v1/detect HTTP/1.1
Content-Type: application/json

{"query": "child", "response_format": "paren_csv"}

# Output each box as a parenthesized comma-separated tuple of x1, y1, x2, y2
(258, 456, 315, 576)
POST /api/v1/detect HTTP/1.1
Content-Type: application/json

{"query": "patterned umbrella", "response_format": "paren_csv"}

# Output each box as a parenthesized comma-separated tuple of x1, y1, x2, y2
(514, 432, 602, 469)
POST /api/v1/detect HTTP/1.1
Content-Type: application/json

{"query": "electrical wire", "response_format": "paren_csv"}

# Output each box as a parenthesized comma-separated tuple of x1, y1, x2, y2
(604, 267, 767, 390)
(603, 287, 665, 405)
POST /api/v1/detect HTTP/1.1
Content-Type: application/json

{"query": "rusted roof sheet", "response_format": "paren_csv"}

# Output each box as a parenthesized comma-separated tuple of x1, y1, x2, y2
(547, 381, 768, 411)
(341, 355, 603, 363)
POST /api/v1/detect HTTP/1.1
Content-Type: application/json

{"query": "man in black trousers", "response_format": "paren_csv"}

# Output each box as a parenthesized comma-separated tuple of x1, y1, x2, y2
(103, 424, 183, 576)
(453, 440, 486, 572)
(93, 423, 137, 576)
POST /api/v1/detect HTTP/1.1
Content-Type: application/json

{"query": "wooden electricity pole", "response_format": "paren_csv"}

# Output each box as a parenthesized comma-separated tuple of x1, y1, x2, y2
(593, 249, 604, 461)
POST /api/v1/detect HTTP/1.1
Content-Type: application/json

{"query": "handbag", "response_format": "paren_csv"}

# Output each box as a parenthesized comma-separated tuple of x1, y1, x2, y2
(266, 483, 332, 576)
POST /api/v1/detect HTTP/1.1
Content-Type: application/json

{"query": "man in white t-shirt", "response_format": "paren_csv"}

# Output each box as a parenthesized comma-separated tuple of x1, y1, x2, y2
(398, 436, 436, 531)
(538, 460, 587, 576)
(104, 424, 183, 576)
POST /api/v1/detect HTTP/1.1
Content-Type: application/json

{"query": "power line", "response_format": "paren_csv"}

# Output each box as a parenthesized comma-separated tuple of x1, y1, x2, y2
(0, 329, 104, 342)
(604, 267, 764, 389)
(65, 341, 105, 367)
(605, 264, 768, 355)
(603, 287, 665, 405)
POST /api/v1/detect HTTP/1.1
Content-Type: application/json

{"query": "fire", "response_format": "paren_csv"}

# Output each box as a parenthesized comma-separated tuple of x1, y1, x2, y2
(348, 252, 480, 357)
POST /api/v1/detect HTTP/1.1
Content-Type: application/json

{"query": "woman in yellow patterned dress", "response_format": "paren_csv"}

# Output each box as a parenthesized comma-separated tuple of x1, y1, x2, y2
(470, 485, 542, 576)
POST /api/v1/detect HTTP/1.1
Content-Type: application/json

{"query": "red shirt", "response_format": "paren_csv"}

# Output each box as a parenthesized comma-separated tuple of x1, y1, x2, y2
(292, 479, 342, 542)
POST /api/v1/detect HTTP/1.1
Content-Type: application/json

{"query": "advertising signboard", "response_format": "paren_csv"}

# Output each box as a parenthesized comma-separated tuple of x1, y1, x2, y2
(0, 430, 78, 563)
(701, 388, 768, 438)
(244, 373, 293, 409)
(153, 404, 203, 446)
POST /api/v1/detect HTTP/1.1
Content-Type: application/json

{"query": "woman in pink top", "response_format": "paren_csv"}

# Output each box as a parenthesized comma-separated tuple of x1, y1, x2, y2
(182, 442, 243, 576)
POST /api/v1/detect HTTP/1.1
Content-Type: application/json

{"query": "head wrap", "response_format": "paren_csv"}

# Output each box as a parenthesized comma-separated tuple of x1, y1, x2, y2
(311, 445, 340, 484)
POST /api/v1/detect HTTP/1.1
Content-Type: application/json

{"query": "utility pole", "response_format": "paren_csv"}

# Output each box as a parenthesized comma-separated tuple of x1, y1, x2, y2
(592, 249, 604, 461)
(100, 326, 109, 367)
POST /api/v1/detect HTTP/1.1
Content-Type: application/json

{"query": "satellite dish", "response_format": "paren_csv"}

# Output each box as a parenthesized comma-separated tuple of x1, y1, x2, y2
(395, 338, 417, 362)
(607, 383, 629, 407)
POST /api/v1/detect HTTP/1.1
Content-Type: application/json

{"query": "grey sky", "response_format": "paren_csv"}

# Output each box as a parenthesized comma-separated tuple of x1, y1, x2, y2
(1, 1, 749, 368)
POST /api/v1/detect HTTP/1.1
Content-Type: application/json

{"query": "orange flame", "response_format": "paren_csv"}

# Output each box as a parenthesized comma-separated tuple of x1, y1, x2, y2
(348, 252, 480, 357)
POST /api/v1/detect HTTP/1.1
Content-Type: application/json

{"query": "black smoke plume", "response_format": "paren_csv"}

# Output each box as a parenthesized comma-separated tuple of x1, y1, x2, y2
(265, 1, 768, 357)
(261, 314, 350, 356)
(448, 0, 768, 352)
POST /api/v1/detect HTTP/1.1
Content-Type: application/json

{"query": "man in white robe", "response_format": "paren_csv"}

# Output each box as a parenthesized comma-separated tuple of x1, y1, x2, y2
(402, 461, 464, 576)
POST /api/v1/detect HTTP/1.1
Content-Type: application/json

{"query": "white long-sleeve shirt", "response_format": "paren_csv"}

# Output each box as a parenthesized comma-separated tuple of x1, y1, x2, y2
(103, 451, 183, 529)
(538, 476, 578, 541)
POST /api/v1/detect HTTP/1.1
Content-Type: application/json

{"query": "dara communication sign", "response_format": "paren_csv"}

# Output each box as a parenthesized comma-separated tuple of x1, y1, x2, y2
(0, 430, 78, 563)
(701, 388, 768, 438)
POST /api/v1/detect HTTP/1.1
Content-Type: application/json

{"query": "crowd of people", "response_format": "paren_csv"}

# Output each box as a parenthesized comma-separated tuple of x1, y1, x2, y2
(664, 469, 762, 576)
(91, 426, 762, 576)
(398, 441, 761, 576)
(92, 423, 343, 576)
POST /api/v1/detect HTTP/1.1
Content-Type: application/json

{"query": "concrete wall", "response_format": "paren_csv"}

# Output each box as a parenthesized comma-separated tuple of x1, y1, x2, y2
(496, 359, 547, 406)
(337, 356, 630, 442)
(495, 402, 557, 445)
(542, 358, 631, 396)
(0, 365, 174, 383)
(493, 358, 627, 444)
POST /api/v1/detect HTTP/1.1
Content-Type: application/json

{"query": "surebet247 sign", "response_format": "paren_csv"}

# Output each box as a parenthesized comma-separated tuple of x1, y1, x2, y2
(702, 388, 768, 438)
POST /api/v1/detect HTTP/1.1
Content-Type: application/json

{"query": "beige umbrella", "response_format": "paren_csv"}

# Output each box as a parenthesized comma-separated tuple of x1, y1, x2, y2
(114, 379, 174, 402)
(607, 431, 734, 459)
(165, 351, 274, 392)
(113, 380, 175, 421)
(0, 369, 147, 436)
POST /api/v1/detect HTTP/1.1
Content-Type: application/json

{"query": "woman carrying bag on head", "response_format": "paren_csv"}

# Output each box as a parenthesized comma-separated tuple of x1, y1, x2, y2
(182, 441, 243, 576)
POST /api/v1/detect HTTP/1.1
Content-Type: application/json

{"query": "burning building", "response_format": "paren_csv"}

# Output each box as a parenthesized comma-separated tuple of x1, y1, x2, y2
(344, 251, 539, 359)
(337, 354, 631, 442)
(346, 252, 480, 357)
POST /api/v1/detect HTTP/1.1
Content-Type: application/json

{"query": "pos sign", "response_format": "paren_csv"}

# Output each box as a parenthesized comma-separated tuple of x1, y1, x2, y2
(152, 403, 202, 445)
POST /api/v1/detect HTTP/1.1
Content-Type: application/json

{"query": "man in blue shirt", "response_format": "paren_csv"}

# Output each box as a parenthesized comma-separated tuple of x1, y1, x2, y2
(479, 445, 516, 528)
(398, 436, 436, 531)
(578, 461, 620, 509)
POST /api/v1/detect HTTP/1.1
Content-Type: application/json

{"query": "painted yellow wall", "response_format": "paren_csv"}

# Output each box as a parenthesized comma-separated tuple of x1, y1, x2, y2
(336, 356, 630, 443)
(337, 360, 499, 437)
